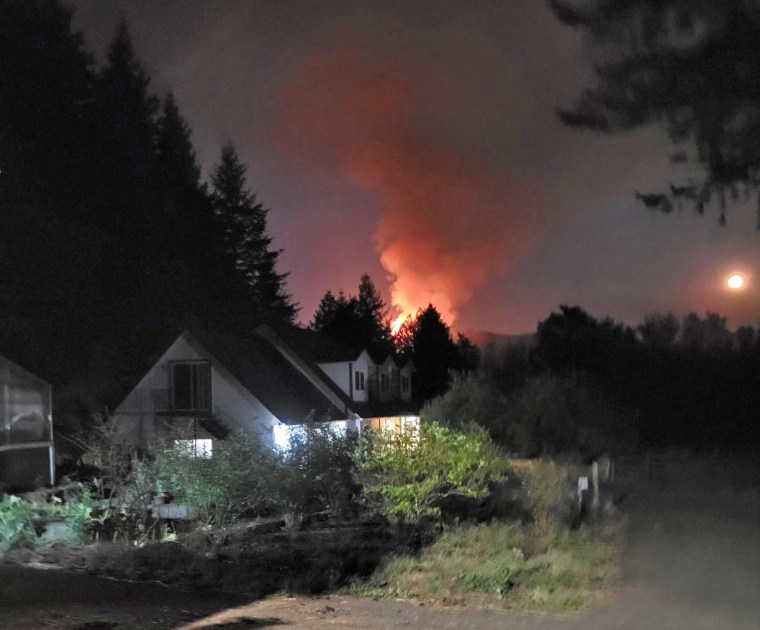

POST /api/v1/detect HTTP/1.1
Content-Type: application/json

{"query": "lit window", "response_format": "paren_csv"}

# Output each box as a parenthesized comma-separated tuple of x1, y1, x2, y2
(273, 423, 294, 450)
(173, 439, 213, 458)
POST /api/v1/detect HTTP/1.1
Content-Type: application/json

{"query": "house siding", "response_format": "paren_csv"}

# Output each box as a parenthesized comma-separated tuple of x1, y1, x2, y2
(318, 361, 351, 397)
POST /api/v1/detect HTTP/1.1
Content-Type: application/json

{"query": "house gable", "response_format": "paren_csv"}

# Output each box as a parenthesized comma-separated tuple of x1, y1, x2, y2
(112, 333, 279, 448)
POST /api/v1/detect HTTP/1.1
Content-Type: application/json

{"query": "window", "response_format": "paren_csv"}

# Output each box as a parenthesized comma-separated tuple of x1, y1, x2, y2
(173, 438, 213, 458)
(354, 370, 365, 391)
(380, 374, 389, 391)
(171, 362, 211, 411)
(401, 376, 410, 393)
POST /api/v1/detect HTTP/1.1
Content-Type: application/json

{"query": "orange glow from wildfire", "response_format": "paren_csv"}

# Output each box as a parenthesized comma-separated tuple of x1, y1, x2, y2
(282, 49, 539, 331)
(391, 312, 411, 335)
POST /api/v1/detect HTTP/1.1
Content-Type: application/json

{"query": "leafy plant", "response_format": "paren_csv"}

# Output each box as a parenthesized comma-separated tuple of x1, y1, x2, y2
(0, 494, 36, 552)
(355, 422, 505, 523)
(0, 485, 96, 552)
(510, 459, 574, 535)
(152, 430, 280, 529)
(275, 421, 358, 524)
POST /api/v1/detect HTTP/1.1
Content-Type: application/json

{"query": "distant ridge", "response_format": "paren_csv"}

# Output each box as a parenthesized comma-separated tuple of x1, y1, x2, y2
(461, 330, 536, 348)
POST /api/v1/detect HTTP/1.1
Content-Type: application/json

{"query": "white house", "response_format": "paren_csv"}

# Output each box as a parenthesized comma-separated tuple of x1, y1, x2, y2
(111, 324, 420, 454)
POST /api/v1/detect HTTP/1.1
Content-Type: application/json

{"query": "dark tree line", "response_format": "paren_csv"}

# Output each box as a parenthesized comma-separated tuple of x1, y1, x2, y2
(0, 1, 296, 422)
(311, 276, 477, 402)
(428, 305, 760, 455)
(530, 306, 760, 450)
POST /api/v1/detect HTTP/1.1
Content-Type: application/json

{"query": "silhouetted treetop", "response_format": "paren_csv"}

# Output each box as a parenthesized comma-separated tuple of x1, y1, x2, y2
(551, 0, 760, 227)
(311, 275, 392, 356)
(211, 143, 298, 323)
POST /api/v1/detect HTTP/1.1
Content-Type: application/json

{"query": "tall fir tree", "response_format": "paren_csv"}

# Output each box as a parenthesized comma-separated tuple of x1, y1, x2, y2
(410, 305, 460, 401)
(210, 143, 297, 323)
(356, 274, 393, 356)
(93, 18, 159, 230)
(0, 0, 95, 215)
(157, 91, 201, 197)
(311, 275, 393, 356)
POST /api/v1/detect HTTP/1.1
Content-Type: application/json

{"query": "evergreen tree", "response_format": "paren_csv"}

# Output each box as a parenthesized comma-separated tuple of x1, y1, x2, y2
(0, 0, 95, 215)
(356, 274, 393, 356)
(311, 290, 361, 346)
(410, 305, 460, 401)
(311, 290, 340, 331)
(92, 18, 159, 230)
(311, 276, 393, 355)
(210, 143, 297, 323)
(157, 91, 201, 196)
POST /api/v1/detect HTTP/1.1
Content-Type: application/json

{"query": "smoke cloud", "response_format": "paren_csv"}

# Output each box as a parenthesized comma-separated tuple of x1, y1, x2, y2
(281, 47, 539, 328)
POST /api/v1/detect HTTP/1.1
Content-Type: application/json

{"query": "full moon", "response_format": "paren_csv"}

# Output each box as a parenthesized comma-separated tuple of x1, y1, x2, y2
(726, 273, 746, 290)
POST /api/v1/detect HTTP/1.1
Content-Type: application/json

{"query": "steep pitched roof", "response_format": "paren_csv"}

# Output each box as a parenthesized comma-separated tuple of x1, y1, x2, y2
(113, 324, 348, 425)
(252, 324, 355, 410)
(266, 324, 361, 363)
(186, 328, 347, 424)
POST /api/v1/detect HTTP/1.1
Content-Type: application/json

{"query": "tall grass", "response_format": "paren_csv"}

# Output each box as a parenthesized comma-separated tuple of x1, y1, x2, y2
(360, 521, 619, 612)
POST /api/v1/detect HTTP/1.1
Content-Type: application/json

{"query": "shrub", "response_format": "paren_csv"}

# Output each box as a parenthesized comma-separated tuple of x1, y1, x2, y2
(274, 422, 358, 524)
(0, 485, 95, 552)
(501, 374, 637, 457)
(355, 422, 505, 524)
(152, 430, 280, 528)
(0, 494, 36, 551)
(509, 459, 574, 534)
(421, 373, 510, 435)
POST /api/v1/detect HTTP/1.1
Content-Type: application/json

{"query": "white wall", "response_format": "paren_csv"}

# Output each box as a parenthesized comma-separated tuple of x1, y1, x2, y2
(318, 361, 351, 397)
(400, 365, 414, 401)
(350, 351, 373, 402)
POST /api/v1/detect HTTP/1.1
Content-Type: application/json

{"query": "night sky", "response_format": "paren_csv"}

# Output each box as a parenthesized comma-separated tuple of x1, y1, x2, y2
(69, 0, 759, 334)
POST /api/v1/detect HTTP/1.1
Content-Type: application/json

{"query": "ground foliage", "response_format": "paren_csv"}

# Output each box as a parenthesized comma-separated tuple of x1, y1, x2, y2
(354, 422, 505, 523)
(362, 520, 618, 612)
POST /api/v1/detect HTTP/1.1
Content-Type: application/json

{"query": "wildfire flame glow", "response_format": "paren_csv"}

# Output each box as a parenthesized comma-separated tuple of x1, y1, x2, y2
(282, 47, 539, 335)
(391, 312, 412, 335)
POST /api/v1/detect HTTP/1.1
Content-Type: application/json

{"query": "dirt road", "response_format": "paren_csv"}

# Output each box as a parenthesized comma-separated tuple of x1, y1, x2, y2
(1, 455, 758, 629)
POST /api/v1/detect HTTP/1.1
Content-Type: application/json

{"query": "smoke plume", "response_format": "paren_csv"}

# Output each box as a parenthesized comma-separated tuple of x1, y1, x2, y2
(281, 47, 537, 328)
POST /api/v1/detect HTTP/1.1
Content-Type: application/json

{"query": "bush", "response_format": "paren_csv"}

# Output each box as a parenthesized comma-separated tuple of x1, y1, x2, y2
(505, 374, 638, 457)
(0, 485, 95, 552)
(152, 430, 280, 528)
(509, 459, 574, 534)
(355, 422, 505, 524)
(274, 422, 358, 524)
(421, 373, 510, 435)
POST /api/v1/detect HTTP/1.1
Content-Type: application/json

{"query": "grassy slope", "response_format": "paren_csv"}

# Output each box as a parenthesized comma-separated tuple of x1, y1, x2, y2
(359, 521, 621, 613)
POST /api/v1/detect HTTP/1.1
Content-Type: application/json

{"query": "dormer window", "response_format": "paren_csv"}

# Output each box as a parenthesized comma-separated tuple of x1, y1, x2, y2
(401, 376, 410, 393)
(354, 370, 365, 391)
(171, 361, 211, 411)
(380, 374, 389, 391)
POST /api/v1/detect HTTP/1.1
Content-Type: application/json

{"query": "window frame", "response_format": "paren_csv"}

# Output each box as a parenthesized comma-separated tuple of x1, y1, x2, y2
(170, 360, 212, 412)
